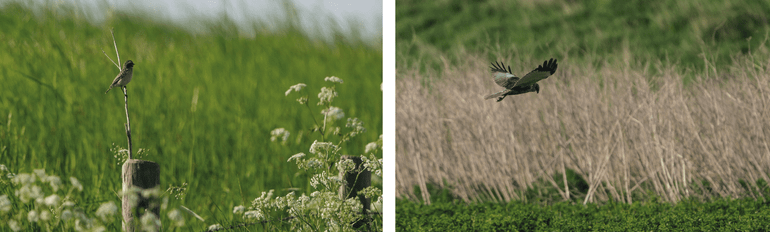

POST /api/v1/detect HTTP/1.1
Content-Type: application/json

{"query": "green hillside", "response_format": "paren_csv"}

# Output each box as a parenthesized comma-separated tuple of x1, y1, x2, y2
(397, 0, 770, 73)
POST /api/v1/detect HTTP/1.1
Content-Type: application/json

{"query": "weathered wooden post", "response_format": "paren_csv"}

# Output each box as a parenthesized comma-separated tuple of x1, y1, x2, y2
(122, 159, 160, 231)
(338, 155, 371, 228)
(118, 86, 161, 231)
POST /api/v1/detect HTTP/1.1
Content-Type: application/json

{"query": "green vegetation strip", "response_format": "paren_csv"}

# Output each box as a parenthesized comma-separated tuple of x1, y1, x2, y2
(397, 0, 770, 72)
(397, 199, 770, 231)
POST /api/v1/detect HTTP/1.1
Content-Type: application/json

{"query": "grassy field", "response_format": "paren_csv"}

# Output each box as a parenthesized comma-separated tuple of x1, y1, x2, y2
(396, 0, 770, 208)
(0, 1, 381, 231)
(397, 0, 770, 82)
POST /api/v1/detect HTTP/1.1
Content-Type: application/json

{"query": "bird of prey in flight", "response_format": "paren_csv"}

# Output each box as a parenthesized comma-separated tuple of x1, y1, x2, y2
(483, 58, 558, 102)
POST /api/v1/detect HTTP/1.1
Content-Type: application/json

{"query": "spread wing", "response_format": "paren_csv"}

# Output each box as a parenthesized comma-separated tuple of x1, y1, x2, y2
(490, 61, 518, 89)
(512, 58, 558, 87)
(483, 90, 507, 100)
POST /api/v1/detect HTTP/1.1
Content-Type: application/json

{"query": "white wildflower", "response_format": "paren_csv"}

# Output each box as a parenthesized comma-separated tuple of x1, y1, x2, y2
(40, 210, 52, 221)
(309, 140, 337, 155)
(12, 173, 35, 185)
(296, 96, 308, 104)
(28, 210, 39, 222)
(167, 209, 185, 227)
(46, 176, 62, 192)
(70, 177, 83, 192)
(270, 128, 290, 142)
(232, 205, 245, 214)
(345, 118, 366, 136)
(208, 224, 223, 230)
(44, 194, 60, 207)
(324, 76, 343, 83)
(33, 169, 46, 180)
(337, 159, 355, 173)
(8, 220, 20, 232)
(0, 164, 7, 172)
(285, 83, 307, 96)
(321, 106, 345, 120)
(317, 87, 337, 105)
(140, 213, 161, 232)
(244, 210, 263, 220)
(365, 142, 379, 153)
(287, 153, 306, 162)
(16, 184, 43, 203)
(0, 195, 10, 212)
(95, 201, 118, 222)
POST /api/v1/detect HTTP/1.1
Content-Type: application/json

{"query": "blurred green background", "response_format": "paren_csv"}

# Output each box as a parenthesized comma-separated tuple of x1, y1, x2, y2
(0, 0, 381, 230)
(397, 0, 770, 78)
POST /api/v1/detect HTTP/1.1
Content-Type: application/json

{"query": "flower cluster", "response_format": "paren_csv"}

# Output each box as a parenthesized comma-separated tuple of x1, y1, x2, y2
(0, 167, 190, 231)
(1, 167, 114, 231)
(243, 76, 382, 230)
(270, 128, 291, 143)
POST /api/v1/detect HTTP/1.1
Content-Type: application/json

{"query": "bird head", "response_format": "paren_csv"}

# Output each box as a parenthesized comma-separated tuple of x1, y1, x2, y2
(124, 60, 135, 69)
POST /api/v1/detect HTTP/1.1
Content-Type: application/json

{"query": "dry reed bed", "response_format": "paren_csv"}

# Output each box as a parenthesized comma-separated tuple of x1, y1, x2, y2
(397, 53, 770, 204)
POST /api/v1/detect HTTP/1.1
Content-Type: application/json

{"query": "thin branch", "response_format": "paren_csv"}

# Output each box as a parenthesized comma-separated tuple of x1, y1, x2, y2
(111, 28, 121, 67)
(123, 86, 133, 160)
(102, 49, 120, 70)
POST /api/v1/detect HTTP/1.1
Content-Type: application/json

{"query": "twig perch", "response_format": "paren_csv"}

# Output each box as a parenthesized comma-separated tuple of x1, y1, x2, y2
(123, 86, 132, 160)
(102, 28, 132, 160)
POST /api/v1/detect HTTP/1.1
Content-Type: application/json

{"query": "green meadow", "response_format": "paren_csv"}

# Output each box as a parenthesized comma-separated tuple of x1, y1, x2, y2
(398, 0, 770, 81)
(398, 0, 770, 230)
(0, 1, 381, 231)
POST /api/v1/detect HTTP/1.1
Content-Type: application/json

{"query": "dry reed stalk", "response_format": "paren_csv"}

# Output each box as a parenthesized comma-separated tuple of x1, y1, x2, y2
(397, 49, 770, 204)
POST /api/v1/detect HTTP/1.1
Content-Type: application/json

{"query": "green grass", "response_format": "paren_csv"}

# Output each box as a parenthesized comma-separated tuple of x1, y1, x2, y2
(397, 0, 770, 75)
(397, 198, 770, 231)
(0, 1, 381, 230)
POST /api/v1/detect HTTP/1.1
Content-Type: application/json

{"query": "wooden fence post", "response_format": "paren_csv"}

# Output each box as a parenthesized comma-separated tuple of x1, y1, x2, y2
(122, 159, 160, 231)
(338, 155, 371, 228)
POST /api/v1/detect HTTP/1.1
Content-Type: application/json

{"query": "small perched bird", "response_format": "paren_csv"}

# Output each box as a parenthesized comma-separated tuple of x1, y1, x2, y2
(105, 60, 135, 94)
(484, 58, 558, 102)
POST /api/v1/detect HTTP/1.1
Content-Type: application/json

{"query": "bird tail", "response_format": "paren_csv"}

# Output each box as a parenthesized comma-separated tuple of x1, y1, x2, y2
(105, 87, 112, 94)
(483, 90, 505, 100)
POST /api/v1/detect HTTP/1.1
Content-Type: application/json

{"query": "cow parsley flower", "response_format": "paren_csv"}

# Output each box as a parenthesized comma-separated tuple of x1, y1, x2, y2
(321, 106, 344, 120)
(208, 224, 223, 230)
(324, 76, 343, 83)
(0, 195, 10, 212)
(70, 177, 83, 192)
(270, 128, 290, 142)
(28, 210, 39, 222)
(44, 194, 60, 207)
(365, 142, 379, 153)
(168, 209, 185, 227)
(285, 83, 307, 96)
(232, 205, 245, 214)
(96, 201, 118, 222)
(317, 87, 337, 105)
